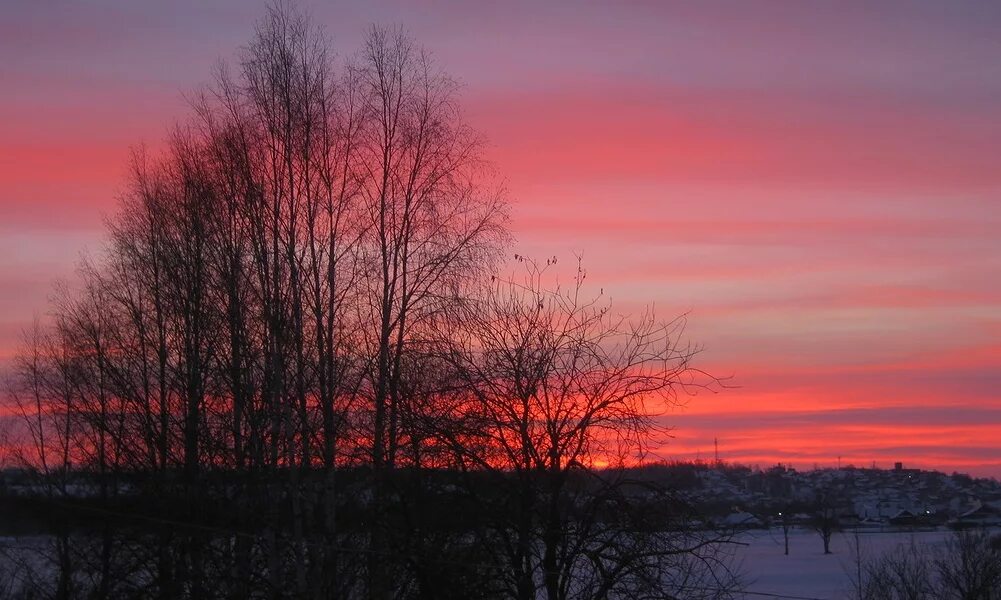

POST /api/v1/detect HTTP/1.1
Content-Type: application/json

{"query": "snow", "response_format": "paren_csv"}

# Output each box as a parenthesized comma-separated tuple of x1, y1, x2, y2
(1, 528, 997, 598)
(733, 528, 959, 599)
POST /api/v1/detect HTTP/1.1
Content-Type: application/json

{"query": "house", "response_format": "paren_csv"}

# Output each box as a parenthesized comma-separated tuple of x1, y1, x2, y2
(721, 511, 763, 529)
(948, 502, 1001, 529)
(888, 509, 919, 527)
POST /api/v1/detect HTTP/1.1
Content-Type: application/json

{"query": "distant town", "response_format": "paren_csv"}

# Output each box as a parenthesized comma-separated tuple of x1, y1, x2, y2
(621, 460, 1001, 531)
(4, 460, 999, 535)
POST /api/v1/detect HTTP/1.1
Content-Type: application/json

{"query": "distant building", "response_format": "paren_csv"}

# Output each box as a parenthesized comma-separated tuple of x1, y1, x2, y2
(888, 509, 919, 527)
(949, 503, 1001, 529)
(721, 510, 763, 529)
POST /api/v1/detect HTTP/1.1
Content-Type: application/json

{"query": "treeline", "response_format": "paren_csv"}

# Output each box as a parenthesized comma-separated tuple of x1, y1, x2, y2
(3, 4, 733, 599)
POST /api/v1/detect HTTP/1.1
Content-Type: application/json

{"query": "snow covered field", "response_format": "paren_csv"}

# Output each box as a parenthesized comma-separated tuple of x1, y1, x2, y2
(734, 528, 964, 599)
(2, 528, 995, 599)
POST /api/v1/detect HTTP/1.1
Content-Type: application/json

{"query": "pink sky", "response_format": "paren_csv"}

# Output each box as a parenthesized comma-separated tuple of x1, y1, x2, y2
(2, 1, 1000, 475)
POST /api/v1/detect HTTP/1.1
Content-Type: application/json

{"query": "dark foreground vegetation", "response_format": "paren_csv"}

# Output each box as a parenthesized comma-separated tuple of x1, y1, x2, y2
(849, 528, 1001, 600)
(1, 3, 737, 598)
(0, 467, 738, 599)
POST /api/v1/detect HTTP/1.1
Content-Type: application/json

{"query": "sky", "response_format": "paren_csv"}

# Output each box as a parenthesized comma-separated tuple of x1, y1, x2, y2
(2, 1, 1000, 475)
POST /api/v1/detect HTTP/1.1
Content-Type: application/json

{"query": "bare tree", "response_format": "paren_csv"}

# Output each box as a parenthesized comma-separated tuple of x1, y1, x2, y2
(811, 486, 842, 555)
(350, 25, 507, 599)
(428, 257, 731, 600)
(779, 509, 791, 556)
(935, 529, 1001, 600)
(851, 530, 1001, 600)
(0, 4, 737, 599)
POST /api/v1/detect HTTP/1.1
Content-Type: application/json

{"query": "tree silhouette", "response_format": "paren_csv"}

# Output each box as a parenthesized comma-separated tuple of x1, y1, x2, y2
(1, 4, 731, 599)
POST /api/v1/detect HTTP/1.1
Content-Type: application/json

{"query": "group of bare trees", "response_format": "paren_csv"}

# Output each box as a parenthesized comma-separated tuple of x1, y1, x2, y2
(2, 4, 732, 599)
(852, 530, 1001, 600)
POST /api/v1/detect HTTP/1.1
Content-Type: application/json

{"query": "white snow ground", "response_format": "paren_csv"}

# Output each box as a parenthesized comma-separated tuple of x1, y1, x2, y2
(1, 528, 995, 599)
(733, 528, 962, 599)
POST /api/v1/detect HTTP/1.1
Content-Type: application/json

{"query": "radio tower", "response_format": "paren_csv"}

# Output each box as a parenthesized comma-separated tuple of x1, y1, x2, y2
(714, 437, 719, 465)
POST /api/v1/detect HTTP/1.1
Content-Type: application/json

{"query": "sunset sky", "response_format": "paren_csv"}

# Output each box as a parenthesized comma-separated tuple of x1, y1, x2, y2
(2, 1, 1000, 475)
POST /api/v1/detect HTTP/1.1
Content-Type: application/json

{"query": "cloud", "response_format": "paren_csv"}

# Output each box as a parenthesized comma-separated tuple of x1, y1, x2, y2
(1, 0, 1000, 476)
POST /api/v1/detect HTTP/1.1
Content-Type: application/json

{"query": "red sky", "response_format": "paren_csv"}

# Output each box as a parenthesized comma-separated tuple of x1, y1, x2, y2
(2, 1, 1000, 475)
